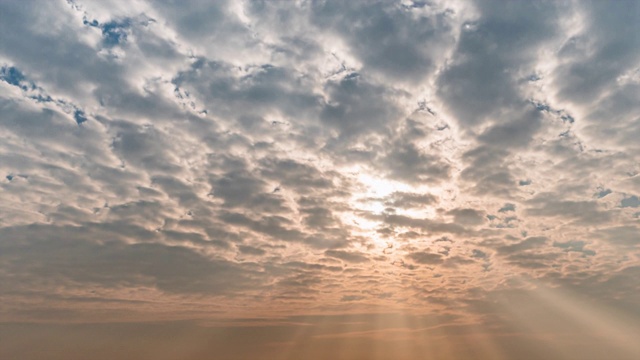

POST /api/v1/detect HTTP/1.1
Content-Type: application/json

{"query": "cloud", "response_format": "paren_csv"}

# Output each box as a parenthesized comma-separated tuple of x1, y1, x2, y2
(496, 237, 548, 255)
(406, 251, 443, 265)
(498, 203, 516, 213)
(0, 223, 262, 295)
(325, 250, 369, 264)
(0, 3, 639, 358)
(553, 240, 595, 257)
(447, 208, 486, 226)
(340, 295, 365, 302)
(525, 198, 612, 224)
(308, 1, 456, 83)
(237, 245, 266, 256)
(382, 140, 452, 184)
(596, 226, 640, 247)
(383, 191, 438, 209)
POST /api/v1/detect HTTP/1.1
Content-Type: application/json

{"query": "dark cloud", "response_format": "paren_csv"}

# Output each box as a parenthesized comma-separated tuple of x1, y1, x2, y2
(381, 213, 467, 235)
(320, 73, 404, 140)
(471, 249, 489, 259)
(0, 224, 261, 295)
(553, 240, 596, 257)
(498, 203, 516, 213)
(437, 0, 565, 127)
(553, 1, 640, 104)
(406, 251, 443, 265)
(237, 245, 266, 256)
(447, 208, 486, 226)
(497, 237, 548, 255)
(325, 250, 369, 264)
(596, 226, 640, 247)
(383, 140, 452, 184)
(259, 158, 335, 191)
(526, 197, 612, 224)
(309, 1, 455, 83)
(383, 191, 438, 208)
(218, 211, 304, 243)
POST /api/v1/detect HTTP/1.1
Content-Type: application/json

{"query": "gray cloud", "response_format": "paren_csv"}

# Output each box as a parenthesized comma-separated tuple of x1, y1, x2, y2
(383, 140, 452, 184)
(0, 223, 261, 295)
(447, 208, 486, 226)
(325, 250, 370, 264)
(526, 197, 612, 224)
(497, 237, 548, 255)
(383, 191, 438, 209)
(406, 251, 444, 265)
(309, 1, 455, 83)
(596, 226, 640, 247)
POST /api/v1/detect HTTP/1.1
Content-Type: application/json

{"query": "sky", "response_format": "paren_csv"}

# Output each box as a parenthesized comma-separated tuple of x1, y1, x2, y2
(0, 0, 639, 359)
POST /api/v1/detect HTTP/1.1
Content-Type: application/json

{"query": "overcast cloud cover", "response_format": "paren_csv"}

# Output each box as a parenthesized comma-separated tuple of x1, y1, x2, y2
(1, 1, 639, 359)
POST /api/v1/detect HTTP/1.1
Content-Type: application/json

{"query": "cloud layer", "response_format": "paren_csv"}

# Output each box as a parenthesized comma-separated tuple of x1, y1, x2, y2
(1, 0, 639, 358)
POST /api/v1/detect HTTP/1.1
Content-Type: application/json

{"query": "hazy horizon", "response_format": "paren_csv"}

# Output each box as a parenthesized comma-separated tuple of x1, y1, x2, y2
(1, 0, 639, 359)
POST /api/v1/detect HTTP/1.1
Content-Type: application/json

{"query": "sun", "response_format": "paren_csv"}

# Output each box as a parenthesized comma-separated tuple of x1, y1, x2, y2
(357, 174, 402, 198)
(336, 172, 407, 245)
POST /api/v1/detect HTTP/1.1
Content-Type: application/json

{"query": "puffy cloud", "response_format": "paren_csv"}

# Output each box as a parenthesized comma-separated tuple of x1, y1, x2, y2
(0, 223, 261, 295)
(496, 236, 548, 255)
(447, 208, 486, 226)
(406, 251, 444, 265)
(325, 250, 370, 264)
